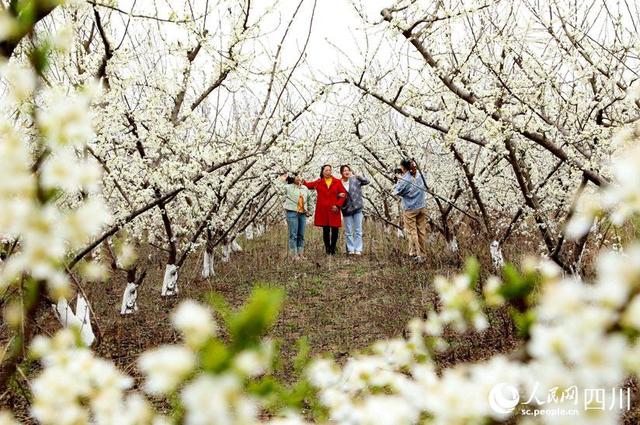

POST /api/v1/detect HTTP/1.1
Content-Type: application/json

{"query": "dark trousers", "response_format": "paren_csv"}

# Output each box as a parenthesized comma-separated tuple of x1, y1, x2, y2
(322, 226, 339, 254)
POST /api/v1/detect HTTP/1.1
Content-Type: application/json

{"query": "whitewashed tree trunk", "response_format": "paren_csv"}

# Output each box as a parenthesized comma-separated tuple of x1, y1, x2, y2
(52, 295, 95, 346)
(490, 240, 505, 270)
(75, 295, 94, 346)
(231, 239, 242, 252)
(52, 298, 74, 327)
(221, 244, 231, 262)
(161, 264, 179, 297)
(448, 237, 459, 253)
(202, 249, 215, 278)
(245, 224, 254, 240)
(120, 282, 139, 315)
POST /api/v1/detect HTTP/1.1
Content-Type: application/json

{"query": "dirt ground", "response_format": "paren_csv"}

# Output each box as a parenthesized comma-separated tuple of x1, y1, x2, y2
(2, 221, 638, 423)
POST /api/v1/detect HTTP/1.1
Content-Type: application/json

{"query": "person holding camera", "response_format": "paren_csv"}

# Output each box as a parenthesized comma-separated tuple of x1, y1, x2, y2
(393, 159, 427, 262)
(339, 164, 369, 255)
(278, 172, 312, 259)
(303, 164, 347, 255)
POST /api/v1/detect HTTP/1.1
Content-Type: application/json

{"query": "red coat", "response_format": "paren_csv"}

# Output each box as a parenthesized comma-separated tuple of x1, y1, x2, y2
(304, 177, 347, 227)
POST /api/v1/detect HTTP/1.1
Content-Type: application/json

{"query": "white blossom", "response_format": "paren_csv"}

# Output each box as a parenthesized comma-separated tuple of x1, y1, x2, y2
(138, 345, 196, 395)
(172, 300, 217, 348)
(181, 374, 258, 425)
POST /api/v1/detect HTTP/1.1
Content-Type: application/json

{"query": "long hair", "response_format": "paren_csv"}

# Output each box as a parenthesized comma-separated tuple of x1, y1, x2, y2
(400, 159, 417, 177)
(320, 164, 332, 179)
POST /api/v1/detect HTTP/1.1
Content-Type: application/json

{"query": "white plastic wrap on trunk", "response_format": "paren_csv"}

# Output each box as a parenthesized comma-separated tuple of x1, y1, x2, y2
(52, 298, 75, 327)
(448, 237, 459, 253)
(490, 240, 505, 270)
(75, 295, 94, 346)
(52, 296, 95, 346)
(221, 244, 231, 262)
(202, 250, 215, 278)
(245, 224, 254, 240)
(161, 264, 179, 297)
(120, 282, 139, 315)
(231, 239, 242, 252)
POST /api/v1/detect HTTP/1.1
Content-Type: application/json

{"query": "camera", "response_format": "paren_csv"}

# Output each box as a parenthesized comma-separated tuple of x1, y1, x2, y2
(392, 168, 402, 183)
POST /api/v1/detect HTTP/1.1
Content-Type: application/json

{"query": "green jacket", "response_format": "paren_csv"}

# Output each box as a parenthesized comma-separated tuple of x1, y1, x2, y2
(276, 180, 312, 213)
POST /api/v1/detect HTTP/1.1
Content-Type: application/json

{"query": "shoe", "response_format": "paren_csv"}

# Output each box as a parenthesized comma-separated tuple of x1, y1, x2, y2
(355, 251, 362, 255)
(347, 251, 355, 255)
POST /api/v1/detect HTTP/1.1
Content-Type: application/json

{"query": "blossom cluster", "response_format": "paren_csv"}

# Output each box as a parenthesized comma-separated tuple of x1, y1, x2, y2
(3, 1, 640, 424)
(18, 295, 306, 425)
(567, 122, 640, 238)
(0, 61, 109, 301)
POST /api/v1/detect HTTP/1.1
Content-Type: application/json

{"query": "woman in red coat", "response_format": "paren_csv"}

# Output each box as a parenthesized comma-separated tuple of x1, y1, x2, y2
(304, 164, 347, 255)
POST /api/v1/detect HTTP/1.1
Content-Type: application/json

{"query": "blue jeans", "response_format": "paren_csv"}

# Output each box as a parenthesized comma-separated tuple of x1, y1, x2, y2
(343, 210, 363, 253)
(286, 210, 306, 254)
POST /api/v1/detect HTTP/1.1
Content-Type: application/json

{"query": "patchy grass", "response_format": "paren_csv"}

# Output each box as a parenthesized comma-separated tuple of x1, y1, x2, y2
(8, 220, 633, 421)
(0, 222, 515, 420)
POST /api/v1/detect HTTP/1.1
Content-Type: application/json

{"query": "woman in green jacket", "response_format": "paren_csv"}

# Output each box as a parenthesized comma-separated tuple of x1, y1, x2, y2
(278, 173, 312, 259)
